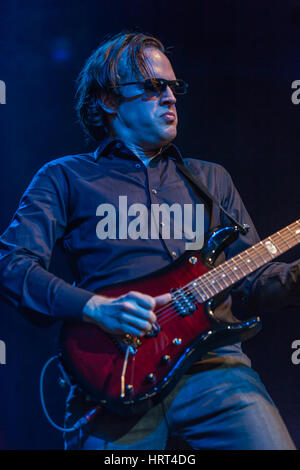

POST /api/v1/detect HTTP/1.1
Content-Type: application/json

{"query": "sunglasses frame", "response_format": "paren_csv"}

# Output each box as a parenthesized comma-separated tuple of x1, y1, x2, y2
(110, 78, 188, 95)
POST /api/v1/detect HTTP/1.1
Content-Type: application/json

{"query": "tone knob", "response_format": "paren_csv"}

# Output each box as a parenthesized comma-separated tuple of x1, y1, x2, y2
(125, 384, 134, 395)
(145, 373, 156, 383)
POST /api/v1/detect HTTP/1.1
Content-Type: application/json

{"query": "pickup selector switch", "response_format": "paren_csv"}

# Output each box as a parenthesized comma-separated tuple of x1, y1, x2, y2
(172, 338, 182, 345)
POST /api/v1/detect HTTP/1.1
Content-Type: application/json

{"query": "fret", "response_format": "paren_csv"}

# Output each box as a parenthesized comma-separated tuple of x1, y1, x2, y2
(228, 255, 246, 277)
(198, 281, 213, 301)
(185, 219, 300, 303)
(205, 272, 223, 293)
(257, 245, 269, 265)
(258, 242, 271, 263)
(267, 237, 281, 257)
(205, 267, 228, 291)
(211, 273, 224, 291)
(228, 259, 241, 281)
(218, 266, 232, 286)
(202, 275, 219, 297)
(236, 253, 252, 275)
(272, 230, 290, 250)
(245, 246, 261, 269)
(295, 221, 300, 243)
(201, 270, 218, 297)
(286, 225, 300, 244)
(245, 257, 258, 272)
(191, 281, 207, 303)
(260, 239, 277, 261)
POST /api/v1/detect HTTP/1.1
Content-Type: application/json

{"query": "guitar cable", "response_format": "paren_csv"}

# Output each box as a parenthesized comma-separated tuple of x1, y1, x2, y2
(40, 355, 101, 433)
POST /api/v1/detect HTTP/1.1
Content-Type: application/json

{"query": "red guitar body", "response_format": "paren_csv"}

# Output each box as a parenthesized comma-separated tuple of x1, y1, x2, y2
(59, 226, 261, 416)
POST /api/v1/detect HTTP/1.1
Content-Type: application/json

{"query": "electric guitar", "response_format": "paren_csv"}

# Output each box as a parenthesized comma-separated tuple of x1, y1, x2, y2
(59, 219, 300, 416)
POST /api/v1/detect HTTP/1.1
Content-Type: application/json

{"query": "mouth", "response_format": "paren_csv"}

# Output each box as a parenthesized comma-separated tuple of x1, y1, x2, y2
(161, 111, 176, 122)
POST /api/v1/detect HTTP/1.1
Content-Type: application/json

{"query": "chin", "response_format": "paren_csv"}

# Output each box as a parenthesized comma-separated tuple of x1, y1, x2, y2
(162, 127, 177, 145)
(159, 122, 177, 141)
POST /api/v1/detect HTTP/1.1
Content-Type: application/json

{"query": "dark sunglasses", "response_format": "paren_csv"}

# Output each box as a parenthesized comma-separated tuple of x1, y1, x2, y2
(111, 78, 188, 95)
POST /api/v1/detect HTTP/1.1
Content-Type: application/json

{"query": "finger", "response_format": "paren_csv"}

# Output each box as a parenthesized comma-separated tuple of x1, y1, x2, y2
(119, 301, 157, 323)
(154, 293, 172, 308)
(133, 306, 157, 324)
(117, 324, 145, 337)
(118, 300, 156, 321)
(125, 291, 156, 310)
(115, 302, 157, 325)
(118, 313, 152, 335)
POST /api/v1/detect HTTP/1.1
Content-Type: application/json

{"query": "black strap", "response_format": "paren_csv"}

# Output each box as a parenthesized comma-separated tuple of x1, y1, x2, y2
(175, 159, 249, 235)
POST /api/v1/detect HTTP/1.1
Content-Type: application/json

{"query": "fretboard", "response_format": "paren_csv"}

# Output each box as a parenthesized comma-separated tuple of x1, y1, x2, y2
(189, 219, 300, 302)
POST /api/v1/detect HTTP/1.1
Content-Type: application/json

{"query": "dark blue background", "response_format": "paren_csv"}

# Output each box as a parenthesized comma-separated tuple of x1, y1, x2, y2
(0, 0, 299, 449)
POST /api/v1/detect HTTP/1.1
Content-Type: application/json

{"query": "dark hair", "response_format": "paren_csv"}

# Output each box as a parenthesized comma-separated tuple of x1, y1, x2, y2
(75, 31, 166, 142)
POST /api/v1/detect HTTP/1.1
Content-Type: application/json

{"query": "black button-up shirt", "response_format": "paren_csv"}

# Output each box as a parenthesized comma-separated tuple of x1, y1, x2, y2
(0, 138, 299, 322)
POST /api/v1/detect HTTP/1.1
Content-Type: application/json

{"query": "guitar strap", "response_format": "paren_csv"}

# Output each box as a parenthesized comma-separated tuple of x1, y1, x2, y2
(175, 159, 249, 235)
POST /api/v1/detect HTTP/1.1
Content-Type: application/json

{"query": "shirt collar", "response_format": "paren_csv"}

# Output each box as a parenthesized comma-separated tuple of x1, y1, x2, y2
(93, 137, 184, 164)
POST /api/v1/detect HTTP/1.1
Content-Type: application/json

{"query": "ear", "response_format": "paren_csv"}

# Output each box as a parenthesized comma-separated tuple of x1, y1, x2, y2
(100, 92, 119, 115)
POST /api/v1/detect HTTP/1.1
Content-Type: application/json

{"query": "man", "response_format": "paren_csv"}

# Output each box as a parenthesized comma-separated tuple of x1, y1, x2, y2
(0, 32, 299, 450)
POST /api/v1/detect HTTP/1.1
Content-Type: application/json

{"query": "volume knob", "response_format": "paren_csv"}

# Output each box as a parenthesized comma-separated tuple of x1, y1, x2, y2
(161, 355, 171, 365)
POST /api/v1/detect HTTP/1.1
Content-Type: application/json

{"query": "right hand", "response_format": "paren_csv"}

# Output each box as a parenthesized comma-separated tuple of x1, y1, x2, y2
(82, 290, 171, 337)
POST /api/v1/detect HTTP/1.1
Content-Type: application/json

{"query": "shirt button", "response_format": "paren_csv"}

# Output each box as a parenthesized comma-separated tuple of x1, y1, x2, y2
(151, 188, 157, 194)
(135, 163, 141, 168)
(171, 251, 177, 258)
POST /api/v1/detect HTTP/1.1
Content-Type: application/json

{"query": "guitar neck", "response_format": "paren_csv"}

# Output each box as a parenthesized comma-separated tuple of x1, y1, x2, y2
(191, 219, 300, 302)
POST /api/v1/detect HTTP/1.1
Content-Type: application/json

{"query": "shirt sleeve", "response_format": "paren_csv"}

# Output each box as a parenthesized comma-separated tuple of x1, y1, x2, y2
(218, 165, 300, 314)
(0, 162, 94, 322)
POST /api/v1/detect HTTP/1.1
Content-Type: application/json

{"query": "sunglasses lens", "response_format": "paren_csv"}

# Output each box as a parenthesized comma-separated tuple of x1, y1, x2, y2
(171, 80, 188, 95)
(144, 79, 166, 93)
(144, 79, 188, 95)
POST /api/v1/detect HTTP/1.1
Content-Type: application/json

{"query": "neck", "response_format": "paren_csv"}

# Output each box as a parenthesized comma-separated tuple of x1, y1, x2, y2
(125, 142, 163, 167)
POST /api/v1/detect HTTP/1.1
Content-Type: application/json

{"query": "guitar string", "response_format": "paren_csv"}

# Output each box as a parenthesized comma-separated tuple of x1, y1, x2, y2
(156, 229, 300, 326)
(147, 227, 300, 327)
(154, 227, 299, 321)
(152, 227, 300, 326)
(168, 226, 300, 304)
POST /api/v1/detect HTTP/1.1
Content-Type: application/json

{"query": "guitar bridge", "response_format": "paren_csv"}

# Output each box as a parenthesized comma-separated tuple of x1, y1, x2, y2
(122, 334, 142, 350)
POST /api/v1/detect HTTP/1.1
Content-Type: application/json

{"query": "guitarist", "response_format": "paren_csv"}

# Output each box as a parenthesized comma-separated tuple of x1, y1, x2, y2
(0, 32, 299, 450)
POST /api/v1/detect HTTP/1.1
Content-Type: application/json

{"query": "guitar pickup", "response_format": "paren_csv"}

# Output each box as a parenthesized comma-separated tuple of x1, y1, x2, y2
(171, 287, 197, 317)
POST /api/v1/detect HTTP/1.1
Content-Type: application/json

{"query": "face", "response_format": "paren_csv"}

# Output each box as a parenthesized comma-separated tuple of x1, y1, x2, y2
(110, 47, 178, 150)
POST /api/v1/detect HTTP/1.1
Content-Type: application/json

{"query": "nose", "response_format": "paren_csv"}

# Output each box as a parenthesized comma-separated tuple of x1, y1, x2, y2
(160, 84, 177, 106)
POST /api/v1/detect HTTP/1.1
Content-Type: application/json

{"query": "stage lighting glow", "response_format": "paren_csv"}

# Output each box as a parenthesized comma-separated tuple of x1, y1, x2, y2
(51, 38, 72, 62)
